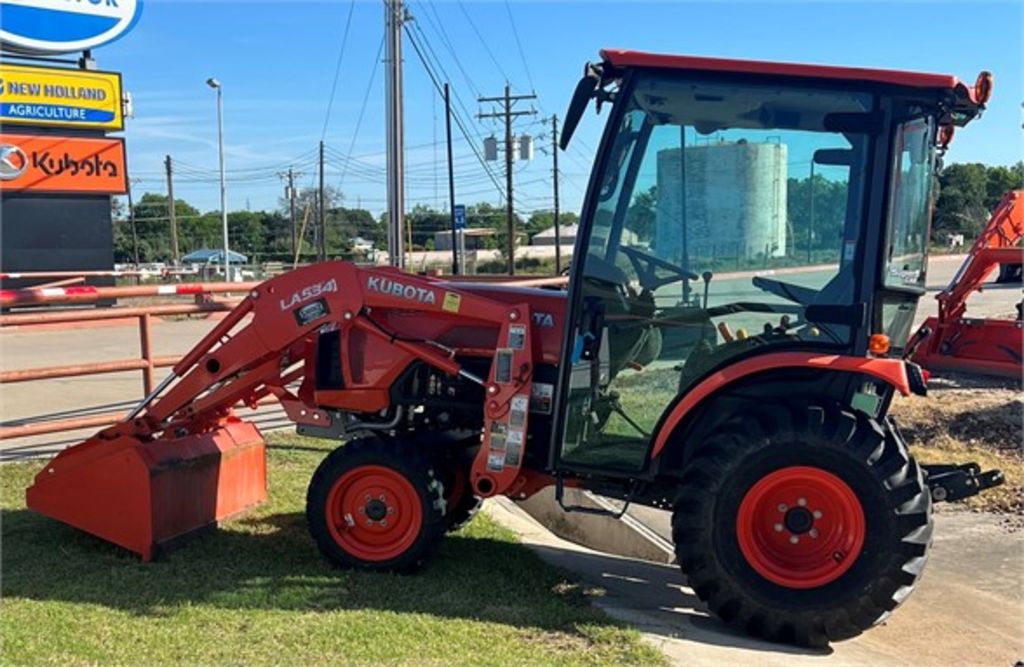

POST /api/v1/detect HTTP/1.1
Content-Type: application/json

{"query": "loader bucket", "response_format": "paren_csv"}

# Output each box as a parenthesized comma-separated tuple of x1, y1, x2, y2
(26, 419, 267, 561)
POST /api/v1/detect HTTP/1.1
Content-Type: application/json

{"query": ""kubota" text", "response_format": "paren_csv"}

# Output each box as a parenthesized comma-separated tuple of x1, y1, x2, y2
(365, 276, 437, 305)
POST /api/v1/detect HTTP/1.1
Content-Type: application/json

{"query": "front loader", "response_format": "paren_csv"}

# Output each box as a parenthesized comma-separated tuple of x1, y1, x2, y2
(28, 50, 1005, 647)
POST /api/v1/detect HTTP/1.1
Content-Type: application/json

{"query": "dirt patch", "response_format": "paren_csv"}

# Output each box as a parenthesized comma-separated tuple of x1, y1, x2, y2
(891, 372, 1022, 515)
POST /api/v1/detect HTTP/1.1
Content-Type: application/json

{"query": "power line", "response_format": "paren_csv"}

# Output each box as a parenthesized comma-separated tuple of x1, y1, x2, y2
(417, 0, 480, 97)
(455, 0, 511, 83)
(403, 22, 506, 199)
(334, 34, 385, 193)
(320, 0, 358, 140)
(503, 0, 535, 92)
(406, 19, 493, 163)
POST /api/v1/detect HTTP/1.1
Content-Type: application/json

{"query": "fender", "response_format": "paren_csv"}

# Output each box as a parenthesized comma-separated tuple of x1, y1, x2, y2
(650, 352, 911, 459)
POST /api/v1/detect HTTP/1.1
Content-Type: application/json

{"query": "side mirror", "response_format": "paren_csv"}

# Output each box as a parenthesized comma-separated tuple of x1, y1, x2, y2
(560, 63, 602, 150)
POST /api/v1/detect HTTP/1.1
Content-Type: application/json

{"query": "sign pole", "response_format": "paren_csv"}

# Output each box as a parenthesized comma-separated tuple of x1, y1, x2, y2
(213, 83, 230, 281)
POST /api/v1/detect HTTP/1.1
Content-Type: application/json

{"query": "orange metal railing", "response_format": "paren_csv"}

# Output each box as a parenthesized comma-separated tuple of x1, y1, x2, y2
(0, 286, 245, 441)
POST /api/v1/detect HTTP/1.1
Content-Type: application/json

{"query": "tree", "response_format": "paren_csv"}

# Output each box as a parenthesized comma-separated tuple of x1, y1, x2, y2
(933, 162, 989, 240)
(983, 163, 1024, 210)
(787, 175, 848, 257)
(624, 186, 657, 243)
(337, 207, 383, 248)
(406, 204, 451, 249)
(129, 193, 200, 263)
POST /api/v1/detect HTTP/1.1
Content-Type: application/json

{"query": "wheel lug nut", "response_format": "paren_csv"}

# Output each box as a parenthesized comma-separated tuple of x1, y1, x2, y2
(789, 535, 800, 544)
(797, 497, 807, 507)
(358, 507, 365, 514)
(809, 528, 819, 539)
(813, 510, 823, 519)
(380, 519, 388, 527)
(773, 523, 784, 532)
(379, 494, 386, 502)
(364, 495, 371, 502)
(365, 519, 373, 527)
(387, 507, 394, 514)
(777, 503, 788, 512)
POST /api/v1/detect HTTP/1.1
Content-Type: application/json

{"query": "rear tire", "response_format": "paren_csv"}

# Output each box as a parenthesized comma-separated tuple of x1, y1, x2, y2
(306, 437, 446, 572)
(672, 402, 931, 647)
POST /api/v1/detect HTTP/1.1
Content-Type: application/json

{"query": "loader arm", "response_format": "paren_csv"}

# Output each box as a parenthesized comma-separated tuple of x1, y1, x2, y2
(119, 262, 534, 489)
(935, 190, 1023, 323)
(910, 190, 1023, 377)
(28, 262, 535, 559)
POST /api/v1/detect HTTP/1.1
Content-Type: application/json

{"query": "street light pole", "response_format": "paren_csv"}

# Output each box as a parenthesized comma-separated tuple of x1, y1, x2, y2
(207, 77, 230, 281)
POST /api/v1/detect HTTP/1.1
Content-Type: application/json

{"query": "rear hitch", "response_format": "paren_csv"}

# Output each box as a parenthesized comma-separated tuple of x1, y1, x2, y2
(922, 462, 1005, 502)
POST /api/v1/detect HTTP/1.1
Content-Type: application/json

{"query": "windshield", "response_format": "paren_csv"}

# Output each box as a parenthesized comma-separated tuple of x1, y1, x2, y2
(884, 117, 936, 290)
(584, 73, 872, 346)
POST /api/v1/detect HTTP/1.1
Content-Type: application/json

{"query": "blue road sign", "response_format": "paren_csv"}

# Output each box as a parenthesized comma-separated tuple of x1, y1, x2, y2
(454, 204, 467, 230)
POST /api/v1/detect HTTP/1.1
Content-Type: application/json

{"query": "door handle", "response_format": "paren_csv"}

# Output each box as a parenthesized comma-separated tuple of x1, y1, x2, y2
(574, 296, 605, 362)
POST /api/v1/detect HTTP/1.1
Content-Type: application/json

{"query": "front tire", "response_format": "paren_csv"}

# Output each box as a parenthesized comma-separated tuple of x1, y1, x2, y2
(672, 402, 931, 647)
(306, 437, 446, 572)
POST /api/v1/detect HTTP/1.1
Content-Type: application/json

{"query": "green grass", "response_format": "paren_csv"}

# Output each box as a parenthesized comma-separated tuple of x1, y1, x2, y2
(0, 435, 663, 667)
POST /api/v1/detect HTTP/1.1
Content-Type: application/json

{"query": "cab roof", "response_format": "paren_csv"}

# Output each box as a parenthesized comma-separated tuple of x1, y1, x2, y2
(599, 49, 986, 124)
(603, 48, 983, 91)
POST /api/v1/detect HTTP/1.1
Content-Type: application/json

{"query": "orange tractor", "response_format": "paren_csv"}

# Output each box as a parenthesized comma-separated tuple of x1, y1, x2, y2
(28, 50, 1005, 646)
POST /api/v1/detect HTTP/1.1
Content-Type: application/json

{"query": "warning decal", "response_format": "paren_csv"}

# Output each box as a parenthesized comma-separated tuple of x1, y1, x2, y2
(442, 291, 462, 313)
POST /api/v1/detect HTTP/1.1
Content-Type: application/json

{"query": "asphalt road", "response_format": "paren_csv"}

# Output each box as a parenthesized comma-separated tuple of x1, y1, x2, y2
(489, 499, 1024, 667)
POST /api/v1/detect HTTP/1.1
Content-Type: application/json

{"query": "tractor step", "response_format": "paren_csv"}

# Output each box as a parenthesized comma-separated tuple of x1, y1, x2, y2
(26, 419, 267, 560)
(922, 462, 1005, 502)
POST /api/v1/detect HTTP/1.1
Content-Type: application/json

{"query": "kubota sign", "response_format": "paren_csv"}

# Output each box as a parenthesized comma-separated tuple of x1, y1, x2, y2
(0, 133, 127, 194)
(0, 0, 143, 54)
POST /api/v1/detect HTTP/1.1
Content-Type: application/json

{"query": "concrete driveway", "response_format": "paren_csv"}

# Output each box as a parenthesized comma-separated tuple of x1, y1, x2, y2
(488, 499, 1023, 667)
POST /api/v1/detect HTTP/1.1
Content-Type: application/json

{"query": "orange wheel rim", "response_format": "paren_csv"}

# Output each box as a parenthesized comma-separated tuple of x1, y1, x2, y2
(326, 465, 423, 562)
(736, 466, 866, 589)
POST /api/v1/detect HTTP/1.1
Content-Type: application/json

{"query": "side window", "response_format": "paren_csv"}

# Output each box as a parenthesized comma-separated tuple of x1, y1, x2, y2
(885, 118, 935, 289)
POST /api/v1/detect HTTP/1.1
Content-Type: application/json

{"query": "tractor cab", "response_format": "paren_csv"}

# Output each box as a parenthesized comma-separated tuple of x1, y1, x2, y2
(554, 50, 989, 475)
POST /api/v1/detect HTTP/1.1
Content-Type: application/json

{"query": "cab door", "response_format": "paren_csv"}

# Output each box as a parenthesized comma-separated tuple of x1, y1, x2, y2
(552, 72, 874, 477)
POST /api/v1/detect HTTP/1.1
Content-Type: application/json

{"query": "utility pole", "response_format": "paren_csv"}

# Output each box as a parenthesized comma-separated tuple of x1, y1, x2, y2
(478, 85, 536, 274)
(551, 115, 561, 274)
(384, 0, 407, 268)
(164, 155, 179, 265)
(127, 178, 139, 267)
(445, 83, 458, 275)
(318, 140, 327, 261)
(278, 168, 302, 258)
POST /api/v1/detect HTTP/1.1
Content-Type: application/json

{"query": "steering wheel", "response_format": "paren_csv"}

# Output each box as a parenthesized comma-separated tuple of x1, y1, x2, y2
(619, 246, 698, 292)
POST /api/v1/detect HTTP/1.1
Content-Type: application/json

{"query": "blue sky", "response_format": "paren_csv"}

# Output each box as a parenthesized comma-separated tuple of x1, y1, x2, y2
(90, 0, 1023, 216)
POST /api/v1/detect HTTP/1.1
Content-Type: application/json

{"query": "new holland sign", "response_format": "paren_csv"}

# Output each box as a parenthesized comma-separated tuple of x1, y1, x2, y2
(0, 63, 123, 130)
(0, 0, 143, 54)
